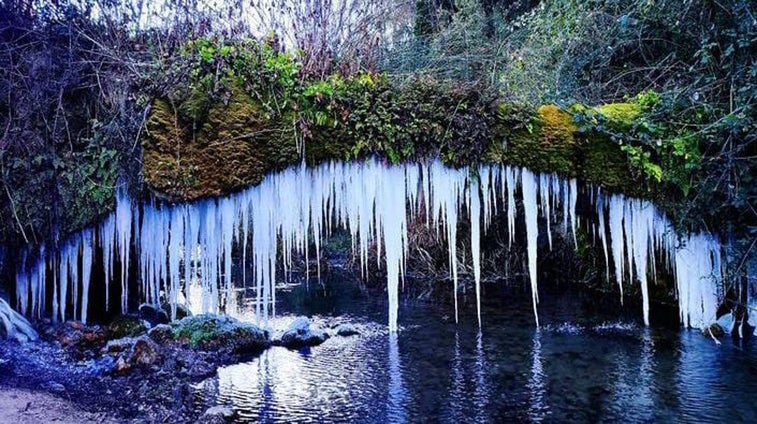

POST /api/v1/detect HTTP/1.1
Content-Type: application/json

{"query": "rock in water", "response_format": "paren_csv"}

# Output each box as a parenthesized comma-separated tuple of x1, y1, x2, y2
(280, 317, 329, 348)
(198, 405, 237, 423)
(336, 323, 360, 337)
(0, 298, 38, 342)
(172, 314, 269, 354)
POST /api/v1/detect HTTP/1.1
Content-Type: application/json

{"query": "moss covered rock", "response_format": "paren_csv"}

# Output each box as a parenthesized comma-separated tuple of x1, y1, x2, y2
(142, 85, 299, 201)
(172, 314, 269, 353)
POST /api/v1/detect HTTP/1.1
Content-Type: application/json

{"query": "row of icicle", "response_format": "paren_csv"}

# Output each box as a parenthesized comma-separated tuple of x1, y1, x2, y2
(10, 160, 727, 331)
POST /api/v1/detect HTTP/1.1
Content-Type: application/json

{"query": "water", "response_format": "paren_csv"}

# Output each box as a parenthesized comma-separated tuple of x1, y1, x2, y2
(192, 272, 757, 423)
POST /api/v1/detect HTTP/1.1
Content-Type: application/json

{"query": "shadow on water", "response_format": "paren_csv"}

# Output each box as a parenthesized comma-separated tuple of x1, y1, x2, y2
(192, 270, 757, 423)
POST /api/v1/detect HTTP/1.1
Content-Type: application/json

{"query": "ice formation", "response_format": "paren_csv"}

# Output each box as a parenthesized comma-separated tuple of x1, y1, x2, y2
(8, 159, 725, 331)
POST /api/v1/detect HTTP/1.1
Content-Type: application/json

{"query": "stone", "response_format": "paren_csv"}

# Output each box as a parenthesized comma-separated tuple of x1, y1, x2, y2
(280, 317, 329, 348)
(131, 336, 160, 366)
(139, 304, 170, 326)
(103, 337, 135, 355)
(172, 314, 269, 354)
(147, 324, 174, 344)
(335, 323, 360, 337)
(113, 356, 131, 375)
(160, 302, 191, 321)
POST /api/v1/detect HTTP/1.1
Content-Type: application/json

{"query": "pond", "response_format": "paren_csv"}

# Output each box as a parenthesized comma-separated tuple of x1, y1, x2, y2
(192, 270, 757, 423)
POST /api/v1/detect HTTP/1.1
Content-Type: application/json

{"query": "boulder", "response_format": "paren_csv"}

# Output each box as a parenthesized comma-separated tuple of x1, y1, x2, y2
(160, 302, 192, 321)
(172, 314, 269, 354)
(280, 317, 329, 348)
(103, 335, 161, 373)
(335, 323, 360, 337)
(139, 303, 170, 326)
(103, 337, 136, 355)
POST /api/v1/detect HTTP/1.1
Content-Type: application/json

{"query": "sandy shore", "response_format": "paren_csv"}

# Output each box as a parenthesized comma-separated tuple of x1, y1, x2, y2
(0, 386, 121, 423)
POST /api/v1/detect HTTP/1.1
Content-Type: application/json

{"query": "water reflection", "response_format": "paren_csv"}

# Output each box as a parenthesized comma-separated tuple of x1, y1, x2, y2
(473, 331, 488, 422)
(528, 329, 549, 421)
(387, 333, 407, 423)
(192, 278, 757, 423)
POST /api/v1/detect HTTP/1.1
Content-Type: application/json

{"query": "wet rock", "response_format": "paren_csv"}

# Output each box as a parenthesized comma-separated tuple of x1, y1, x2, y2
(172, 314, 269, 354)
(148, 324, 174, 344)
(107, 316, 148, 339)
(104, 336, 161, 373)
(336, 323, 359, 337)
(280, 317, 329, 348)
(198, 405, 237, 423)
(140, 304, 170, 327)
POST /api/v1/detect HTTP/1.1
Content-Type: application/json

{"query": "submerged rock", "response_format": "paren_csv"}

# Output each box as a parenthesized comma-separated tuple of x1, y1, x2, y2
(172, 314, 269, 354)
(279, 317, 329, 348)
(704, 323, 725, 339)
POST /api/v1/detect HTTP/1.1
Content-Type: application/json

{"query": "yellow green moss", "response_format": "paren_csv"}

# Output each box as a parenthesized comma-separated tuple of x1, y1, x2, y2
(596, 103, 641, 129)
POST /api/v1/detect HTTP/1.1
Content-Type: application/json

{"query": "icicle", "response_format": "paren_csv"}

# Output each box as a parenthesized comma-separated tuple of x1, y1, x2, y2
(7, 159, 730, 333)
(596, 193, 610, 283)
(80, 229, 93, 324)
(505, 166, 516, 248)
(539, 174, 552, 250)
(470, 180, 482, 327)
(115, 189, 132, 314)
(521, 169, 540, 327)
(569, 179, 578, 249)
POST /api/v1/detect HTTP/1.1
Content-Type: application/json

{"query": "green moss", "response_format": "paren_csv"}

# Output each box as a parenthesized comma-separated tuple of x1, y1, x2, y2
(579, 135, 637, 193)
(142, 84, 299, 200)
(172, 314, 269, 352)
(490, 104, 578, 176)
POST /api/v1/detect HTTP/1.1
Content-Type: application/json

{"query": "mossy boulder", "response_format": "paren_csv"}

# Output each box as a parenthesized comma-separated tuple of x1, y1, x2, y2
(172, 314, 269, 353)
(142, 85, 299, 200)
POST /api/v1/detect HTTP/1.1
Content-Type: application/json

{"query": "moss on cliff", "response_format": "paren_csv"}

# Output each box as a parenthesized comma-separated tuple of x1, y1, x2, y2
(143, 86, 299, 200)
(488, 104, 578, 176)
